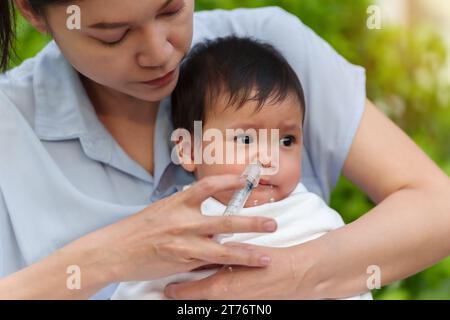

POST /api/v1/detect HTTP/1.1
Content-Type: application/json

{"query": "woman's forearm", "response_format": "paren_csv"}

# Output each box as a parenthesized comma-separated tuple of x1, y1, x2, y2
(0, 235, 114, 299)
(301, 182, 450, 299)
(0, 175, 278, 300)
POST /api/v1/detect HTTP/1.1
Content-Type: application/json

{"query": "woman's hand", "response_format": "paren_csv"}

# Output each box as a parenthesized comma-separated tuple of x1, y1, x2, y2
(0, 174, 277, 299)
(81, 174, 278, 284)
(164, 243, 319, 300)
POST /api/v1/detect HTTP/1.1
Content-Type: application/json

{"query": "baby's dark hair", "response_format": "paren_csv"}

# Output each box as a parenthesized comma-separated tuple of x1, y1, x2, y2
(171, 36, 305, 133)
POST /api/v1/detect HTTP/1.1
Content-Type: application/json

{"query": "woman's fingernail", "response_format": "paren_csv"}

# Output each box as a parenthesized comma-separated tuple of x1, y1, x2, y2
(259, 255, 272, 266)
(263, 220, 277, 232)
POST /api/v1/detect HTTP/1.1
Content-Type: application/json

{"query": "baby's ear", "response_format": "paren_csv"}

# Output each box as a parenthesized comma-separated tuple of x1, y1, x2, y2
(171, 128, 196, 173)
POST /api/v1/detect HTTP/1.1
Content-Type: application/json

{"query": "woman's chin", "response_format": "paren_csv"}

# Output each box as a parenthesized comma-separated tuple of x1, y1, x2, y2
(128, 78, 178, 102)
(132, 87, 174, 102)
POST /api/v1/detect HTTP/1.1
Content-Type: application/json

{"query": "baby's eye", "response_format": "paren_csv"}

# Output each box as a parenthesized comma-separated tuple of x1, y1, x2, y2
(280, 136, 296, 147)
(234, 135, 254, 145)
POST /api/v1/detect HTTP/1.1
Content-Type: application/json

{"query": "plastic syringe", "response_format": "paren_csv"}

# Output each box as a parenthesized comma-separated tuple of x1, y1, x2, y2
(214, 163, 262, 243)
(223, 163, 262, 216)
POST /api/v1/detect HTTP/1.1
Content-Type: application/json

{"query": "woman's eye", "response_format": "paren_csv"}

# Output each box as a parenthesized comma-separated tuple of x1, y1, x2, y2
(161, 9, 182, 17)
(101, 38, 123, 47)
(234, 135, 254, 145)
(99, 30, 130, 47)
(280, 136, 296, 147)
(160, 2, 186, 17)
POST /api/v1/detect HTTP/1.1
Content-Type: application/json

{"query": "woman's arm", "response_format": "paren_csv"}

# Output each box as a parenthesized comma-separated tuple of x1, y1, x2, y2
(0, 234, 114, 299)
(0, 175, 277, 299)
(164, 100, 450, 299)
(312, 99, 450, 297)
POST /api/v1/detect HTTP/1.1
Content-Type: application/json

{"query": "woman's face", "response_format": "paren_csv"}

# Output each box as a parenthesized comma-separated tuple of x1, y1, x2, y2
(42, 0, 195, 102)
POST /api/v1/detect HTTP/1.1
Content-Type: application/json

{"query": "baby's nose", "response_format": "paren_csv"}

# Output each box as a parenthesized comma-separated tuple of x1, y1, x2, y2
(260, 158, 273, 168)
(257, 151, 276, 168)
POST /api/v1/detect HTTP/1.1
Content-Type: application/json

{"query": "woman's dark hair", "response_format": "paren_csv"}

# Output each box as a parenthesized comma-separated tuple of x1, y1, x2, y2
(172, 36, 306, 133)
(0, 0, 68, 72)
(0, 0, 16, 71)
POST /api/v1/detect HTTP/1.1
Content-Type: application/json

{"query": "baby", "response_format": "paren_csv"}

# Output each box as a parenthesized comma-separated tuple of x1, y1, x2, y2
(112, 37, 372, 300)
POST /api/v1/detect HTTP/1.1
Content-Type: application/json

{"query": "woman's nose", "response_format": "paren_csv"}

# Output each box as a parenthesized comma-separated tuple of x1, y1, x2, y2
(136, 24, 174, 69)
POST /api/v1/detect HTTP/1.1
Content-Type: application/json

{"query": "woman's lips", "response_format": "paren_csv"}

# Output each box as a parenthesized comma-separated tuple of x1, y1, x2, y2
(141, 70, 175, 87)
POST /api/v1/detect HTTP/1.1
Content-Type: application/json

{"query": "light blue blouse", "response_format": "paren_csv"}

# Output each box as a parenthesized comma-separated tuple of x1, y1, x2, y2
(0, 7, 366, 299)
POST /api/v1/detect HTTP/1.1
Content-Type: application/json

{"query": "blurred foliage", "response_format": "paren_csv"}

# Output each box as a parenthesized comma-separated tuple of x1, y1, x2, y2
(9, 0, 450, 300)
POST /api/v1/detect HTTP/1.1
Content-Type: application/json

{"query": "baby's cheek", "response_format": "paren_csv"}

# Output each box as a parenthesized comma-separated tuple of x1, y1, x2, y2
(278, 153, 302, 193)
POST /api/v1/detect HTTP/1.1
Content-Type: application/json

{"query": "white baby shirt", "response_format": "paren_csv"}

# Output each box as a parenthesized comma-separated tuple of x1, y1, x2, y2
(112, 183, 373, 300)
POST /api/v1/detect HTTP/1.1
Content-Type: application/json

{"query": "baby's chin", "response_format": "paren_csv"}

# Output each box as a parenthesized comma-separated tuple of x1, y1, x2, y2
(243, 186, 285, 207)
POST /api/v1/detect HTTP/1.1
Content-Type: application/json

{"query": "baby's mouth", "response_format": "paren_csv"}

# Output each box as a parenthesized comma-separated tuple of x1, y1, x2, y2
(257, 180, 276, 189)
(258, 178, 272, 185)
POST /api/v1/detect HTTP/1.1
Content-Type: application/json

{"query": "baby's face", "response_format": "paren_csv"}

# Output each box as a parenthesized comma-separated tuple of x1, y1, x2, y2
(192, 93, 303, 207)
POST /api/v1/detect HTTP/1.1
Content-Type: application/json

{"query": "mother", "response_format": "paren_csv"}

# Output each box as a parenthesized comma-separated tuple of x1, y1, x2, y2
(0, 0, 449, 299)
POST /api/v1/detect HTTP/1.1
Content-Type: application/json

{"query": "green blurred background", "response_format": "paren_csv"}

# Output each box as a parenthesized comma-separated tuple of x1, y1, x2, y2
(9, 0, 450, 300)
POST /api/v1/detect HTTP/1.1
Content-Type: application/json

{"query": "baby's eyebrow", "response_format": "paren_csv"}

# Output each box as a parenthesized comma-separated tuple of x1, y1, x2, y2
(227, 123, 259, 130)
(281, 123, 302, 131)
(225, 122, 301, 131)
